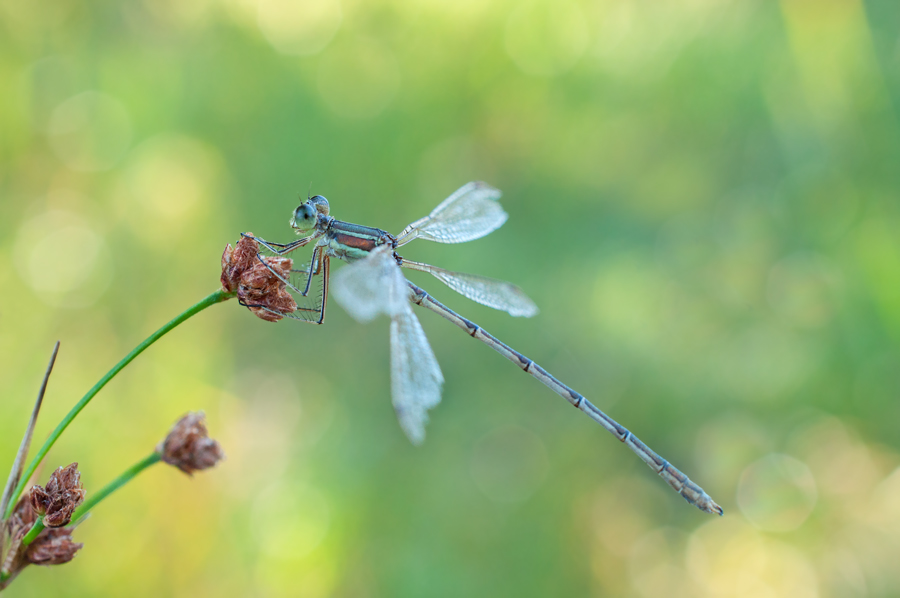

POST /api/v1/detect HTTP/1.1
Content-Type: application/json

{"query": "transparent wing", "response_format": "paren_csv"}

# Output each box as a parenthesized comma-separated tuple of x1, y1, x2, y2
(390, 307, 444, 445)
(402, 260, 538, 317)
(395, 181, 508, 246)
(331, 245, 444, 443)
(331, 245, 408, 322)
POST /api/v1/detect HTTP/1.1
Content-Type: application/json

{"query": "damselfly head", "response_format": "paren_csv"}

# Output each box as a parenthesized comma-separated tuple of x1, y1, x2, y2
(291, 195, 330, 232)
(308, 194, 330, 216)
(291, 203, 317, 232)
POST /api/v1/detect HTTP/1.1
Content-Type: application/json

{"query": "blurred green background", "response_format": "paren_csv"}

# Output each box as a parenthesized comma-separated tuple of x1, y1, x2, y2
(2, 0, 900, 596)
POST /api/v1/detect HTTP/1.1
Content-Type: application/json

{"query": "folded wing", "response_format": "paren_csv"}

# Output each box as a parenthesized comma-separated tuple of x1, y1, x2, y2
(330, 245, 408, 322)
(331, 246, 444, 444)
(390, 307, 444, 445)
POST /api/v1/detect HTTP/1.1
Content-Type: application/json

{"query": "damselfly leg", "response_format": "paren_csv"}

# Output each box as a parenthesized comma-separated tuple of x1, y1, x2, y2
(242, 232, 316, 255)
(242, 233, 329, 324)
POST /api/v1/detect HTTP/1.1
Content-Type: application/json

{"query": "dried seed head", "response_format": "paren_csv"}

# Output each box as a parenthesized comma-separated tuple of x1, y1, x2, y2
(157, 412, 225, 475)
(221, 235, 297, 322)
(1, 498, 30, 585)
(29, 463, 85, 528)
(1, 491, 83, 588)
(26, 528, 83, 566)
(3, 494, 35, 585)
(240, 255, 297, 322)
(220, 236, 259, 293)
(5, 492, 38, 566)
(221, 243, 236, 291)
(7, 491, 38, 535)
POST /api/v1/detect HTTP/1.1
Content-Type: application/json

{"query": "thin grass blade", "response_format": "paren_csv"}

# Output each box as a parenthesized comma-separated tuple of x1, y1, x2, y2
(0, 341, 60, 521)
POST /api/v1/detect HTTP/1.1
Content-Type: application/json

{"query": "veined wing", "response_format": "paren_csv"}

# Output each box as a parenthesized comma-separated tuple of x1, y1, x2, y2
(395, 182, 508, 246)
(402, 259, 538, 317)
(330, 245, 444, 444)
(331, 245, 408, 322)
(390, 307, 443, 445)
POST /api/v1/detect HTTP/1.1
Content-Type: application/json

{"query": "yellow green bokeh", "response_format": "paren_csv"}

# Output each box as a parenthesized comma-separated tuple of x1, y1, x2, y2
(2, 0, 900, 596)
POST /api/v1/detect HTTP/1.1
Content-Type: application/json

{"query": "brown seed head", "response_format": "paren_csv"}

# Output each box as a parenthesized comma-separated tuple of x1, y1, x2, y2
(1, 491, 83, 588)
(157, 412, 225, 475)
(5, 491, 38, 549)
(26, 527, 83, 566)
(221, 243, 236, 291)
(29, 463, 85, 528)
(2, 499, 28, 585)
(220, 235, 260, 293)
(221, 235, 297, 322)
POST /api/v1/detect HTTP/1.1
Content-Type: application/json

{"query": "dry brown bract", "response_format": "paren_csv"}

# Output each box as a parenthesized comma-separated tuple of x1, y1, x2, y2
(25, 527, 82, 566)
(29, 463, 85, 528)
(221, 234, 297, 322)
(1, 491, 83, 589)
(157, 412, 225, 475)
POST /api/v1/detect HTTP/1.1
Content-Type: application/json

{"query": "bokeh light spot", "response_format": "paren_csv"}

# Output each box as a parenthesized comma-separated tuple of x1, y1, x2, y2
(766, 252, 839, 328)
(853, 353, 900, 417)
(872, 467, 900, 534)
(591, 256, 667, 348)
(14, 208, 113, 308)
(257, 0, 341, 56)
(687, 518, 820, 598)
(117, 133, 225, 242)
(470, 424, 549, 503)
(694, 412, 772, 500)
(124, 134, 221, 218)
(737, 453, 817, 532)
(710, 325, 818, 401)
(47, 91, 132, 172)
(629, 528, 699, 598)
(252, 481, 330, 559)
(219, 370, 302, 499)
(316, 38, 400, 119)
(504, 1, 589, 77)
(788, 415, 879, 500)
(139, 0, 213, 28)
(27, 56, 78, 133)
(418, 137, 490, 203)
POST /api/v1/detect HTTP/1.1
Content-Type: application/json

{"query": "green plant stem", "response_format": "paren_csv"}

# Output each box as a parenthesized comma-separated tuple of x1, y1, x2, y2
(21, 518, 44, 547)
(3, 288, 234, 521)
(70, 452, 161, 526)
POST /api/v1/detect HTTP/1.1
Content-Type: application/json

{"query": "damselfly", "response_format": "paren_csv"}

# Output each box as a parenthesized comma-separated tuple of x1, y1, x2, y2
(243, 182, 723, 515)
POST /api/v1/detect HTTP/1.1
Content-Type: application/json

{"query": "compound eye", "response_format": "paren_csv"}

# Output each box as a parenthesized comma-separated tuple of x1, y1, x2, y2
(309, 195, 330, 216)
(291, 204, 317, 230)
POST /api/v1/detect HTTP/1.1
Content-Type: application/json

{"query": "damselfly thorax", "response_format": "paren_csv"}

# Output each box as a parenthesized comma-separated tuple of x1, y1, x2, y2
(322, 220, 395, 262)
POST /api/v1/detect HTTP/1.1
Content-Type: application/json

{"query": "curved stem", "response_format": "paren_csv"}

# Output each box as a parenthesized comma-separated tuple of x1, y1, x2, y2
(20, 518, 44, 547)
(3, 289, 234, 520)
(70, 452, 161, 526)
